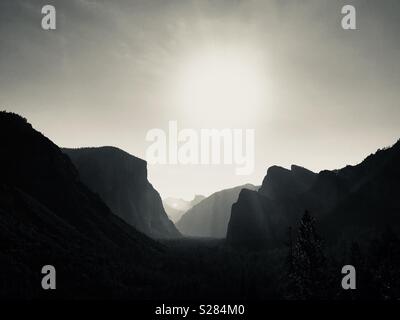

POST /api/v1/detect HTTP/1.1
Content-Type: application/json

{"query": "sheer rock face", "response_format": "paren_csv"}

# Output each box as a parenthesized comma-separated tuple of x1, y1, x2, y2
(227, 143, 400, 248)
(259, 165, 317, 200)
(64, 147, 180, 239)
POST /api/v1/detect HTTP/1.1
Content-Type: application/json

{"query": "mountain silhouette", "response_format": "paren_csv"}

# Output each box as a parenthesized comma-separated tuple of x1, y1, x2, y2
(1, 111, 399, 300)
(63, 147, 180, 239)
(227, 142, 400, 248)
(259, 165, 317, 199)
(163, 195, 205, 223)
(0, 111, 163, 298)
(177, 184, 257, 238)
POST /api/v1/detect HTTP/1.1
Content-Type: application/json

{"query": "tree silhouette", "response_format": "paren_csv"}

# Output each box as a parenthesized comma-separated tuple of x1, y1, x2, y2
(287, 211, 327, 299)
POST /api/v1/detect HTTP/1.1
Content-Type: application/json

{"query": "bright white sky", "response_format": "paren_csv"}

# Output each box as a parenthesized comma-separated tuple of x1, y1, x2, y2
(1, 0, 400, 199)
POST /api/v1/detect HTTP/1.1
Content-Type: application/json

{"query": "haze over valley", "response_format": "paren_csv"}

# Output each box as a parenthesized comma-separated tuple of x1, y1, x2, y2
(1, 0, 400, 302)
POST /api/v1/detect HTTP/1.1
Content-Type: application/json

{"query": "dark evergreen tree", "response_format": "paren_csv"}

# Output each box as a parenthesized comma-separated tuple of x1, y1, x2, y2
(286, 211, 328, 299)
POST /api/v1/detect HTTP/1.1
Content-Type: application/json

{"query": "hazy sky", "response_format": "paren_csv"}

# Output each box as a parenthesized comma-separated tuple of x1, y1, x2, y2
(1, 0, 400, 199)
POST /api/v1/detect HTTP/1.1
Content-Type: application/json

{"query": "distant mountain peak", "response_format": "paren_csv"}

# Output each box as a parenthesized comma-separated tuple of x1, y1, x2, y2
(163, 194, 206, 223)
(176, 184, 257, 238)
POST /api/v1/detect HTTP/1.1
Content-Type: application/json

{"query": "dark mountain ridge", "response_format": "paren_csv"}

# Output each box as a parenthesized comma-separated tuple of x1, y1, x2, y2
(0, 111, 163, 298)
(63, 147, 180, 239)
(227, 141, 400, 247)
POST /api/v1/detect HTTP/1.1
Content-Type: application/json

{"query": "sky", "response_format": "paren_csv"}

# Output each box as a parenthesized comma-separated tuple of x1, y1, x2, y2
(1, 0, 400, 200)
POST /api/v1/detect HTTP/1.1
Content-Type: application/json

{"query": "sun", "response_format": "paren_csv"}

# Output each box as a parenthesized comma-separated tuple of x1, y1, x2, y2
(175, 49, 267, 124)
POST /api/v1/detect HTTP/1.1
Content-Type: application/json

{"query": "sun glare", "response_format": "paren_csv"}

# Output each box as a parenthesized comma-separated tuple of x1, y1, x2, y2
(176, 49, 267, 123)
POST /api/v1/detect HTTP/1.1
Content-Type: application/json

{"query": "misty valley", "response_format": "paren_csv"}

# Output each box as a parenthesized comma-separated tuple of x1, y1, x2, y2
(1, 1, 400, 317)
(1, 111, 399, 301)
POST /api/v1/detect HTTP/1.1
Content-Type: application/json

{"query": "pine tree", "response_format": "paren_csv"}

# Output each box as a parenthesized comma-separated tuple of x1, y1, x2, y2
(287, 211, 327, 299)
